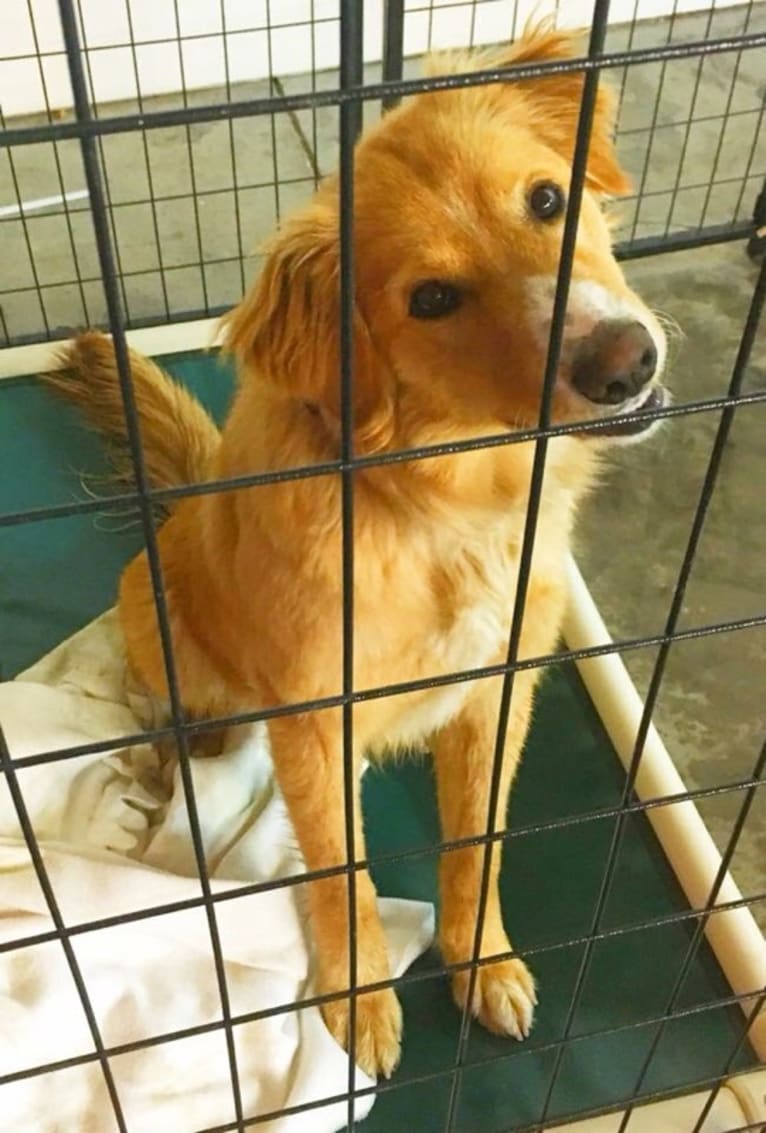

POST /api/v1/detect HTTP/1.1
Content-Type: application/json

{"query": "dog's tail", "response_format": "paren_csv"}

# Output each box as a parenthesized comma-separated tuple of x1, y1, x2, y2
(44, 332, 220, 512)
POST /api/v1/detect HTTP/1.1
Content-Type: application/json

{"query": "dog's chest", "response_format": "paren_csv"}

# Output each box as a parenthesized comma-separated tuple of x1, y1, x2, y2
(383, 539, 515, 748)
(429, 580, 509, 674)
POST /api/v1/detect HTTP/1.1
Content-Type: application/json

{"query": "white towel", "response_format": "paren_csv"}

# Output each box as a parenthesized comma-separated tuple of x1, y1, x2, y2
(0, 611, 434, 1132)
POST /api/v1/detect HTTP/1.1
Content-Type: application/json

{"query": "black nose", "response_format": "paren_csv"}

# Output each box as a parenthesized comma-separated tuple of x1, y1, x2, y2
(571, 319, 658, 405)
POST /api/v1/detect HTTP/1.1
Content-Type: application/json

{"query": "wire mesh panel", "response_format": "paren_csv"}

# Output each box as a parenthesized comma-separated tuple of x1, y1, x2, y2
(1, 2, 765, 1132)
(0, 0, 764, 345)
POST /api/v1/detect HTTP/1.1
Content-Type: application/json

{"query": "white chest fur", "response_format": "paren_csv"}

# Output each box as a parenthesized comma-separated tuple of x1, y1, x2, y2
(382, 531, 516, 751)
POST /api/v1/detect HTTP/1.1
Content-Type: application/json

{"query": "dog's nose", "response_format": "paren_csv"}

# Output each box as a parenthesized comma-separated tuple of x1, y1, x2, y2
(571, 319, 658, 405)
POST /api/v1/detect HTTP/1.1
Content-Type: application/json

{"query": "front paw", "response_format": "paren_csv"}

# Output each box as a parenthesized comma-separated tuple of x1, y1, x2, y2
(451, 956, 537, 1040)
(322, 986, 403, 1079)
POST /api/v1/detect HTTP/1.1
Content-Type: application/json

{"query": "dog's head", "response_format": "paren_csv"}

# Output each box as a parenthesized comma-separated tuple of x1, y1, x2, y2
(223, 23, 668, 455)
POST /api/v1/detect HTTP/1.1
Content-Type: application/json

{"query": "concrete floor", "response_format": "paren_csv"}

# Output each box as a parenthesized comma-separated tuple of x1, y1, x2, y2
(0, 7, 764, 919)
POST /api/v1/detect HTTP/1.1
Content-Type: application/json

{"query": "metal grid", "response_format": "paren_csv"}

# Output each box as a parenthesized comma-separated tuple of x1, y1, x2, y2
(0, 0, 765, 345)
(1, 1, 765, 1132)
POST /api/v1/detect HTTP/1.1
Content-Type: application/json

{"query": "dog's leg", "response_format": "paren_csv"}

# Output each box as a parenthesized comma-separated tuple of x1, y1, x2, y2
(268, 711, 402, 1078)
(434, 672, 539, 1040)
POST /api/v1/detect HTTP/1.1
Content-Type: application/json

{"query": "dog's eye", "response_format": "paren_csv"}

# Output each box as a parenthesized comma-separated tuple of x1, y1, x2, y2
(528, 181, 566, 221)
(409, 280, 462, 320)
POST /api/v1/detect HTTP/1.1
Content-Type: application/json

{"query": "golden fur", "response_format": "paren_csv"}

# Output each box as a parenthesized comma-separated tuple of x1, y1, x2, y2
(46, 25, 667, 1077)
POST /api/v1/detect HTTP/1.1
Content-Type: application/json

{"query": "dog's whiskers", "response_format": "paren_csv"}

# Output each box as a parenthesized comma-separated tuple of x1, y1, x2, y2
(652, 308, 684, 370)
(652, 307, 684, 343)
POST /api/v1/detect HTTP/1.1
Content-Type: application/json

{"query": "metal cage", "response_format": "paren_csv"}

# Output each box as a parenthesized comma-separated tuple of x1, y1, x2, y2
(0, 2, 764, 1132)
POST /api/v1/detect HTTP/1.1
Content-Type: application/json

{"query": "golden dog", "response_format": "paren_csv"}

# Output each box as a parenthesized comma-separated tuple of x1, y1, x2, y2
(47, 25, 668, 1078)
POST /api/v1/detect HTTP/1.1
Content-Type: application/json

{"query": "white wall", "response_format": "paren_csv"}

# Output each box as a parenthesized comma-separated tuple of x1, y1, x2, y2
(0, 0, 750, 119)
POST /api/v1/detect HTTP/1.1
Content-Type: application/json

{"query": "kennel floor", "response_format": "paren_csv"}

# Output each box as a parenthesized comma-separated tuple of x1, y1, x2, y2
(0, 351, 756, 1132)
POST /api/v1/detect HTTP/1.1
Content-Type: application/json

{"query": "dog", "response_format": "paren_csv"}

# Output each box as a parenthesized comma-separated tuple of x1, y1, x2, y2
(46, 24, 669, 1079)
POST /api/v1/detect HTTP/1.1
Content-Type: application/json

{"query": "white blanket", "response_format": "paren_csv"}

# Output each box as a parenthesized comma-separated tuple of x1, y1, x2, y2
(0, 612, 434, 1132)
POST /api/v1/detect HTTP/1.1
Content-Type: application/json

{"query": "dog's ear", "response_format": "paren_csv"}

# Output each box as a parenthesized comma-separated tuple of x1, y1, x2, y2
(506, 23, 631, 197)
(221, 204, 394, 452)
(428, 20, 630, 197)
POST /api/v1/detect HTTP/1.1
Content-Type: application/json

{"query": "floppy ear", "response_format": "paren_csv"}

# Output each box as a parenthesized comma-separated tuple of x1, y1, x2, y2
(221, 205, 394, 452)
(428, 20, 630, 197)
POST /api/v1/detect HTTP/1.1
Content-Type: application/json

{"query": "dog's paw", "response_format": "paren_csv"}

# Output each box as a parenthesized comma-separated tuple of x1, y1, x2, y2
(452, 957, 536, 1040)
(322, 987, 403, 1079)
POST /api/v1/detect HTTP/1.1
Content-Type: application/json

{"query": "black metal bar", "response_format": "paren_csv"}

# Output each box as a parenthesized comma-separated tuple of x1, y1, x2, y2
(54, 2, 246, 1129)
(382, 0, 405, 111)
(0, 212, 756, 308)
(616, 220, 756, 260)
(21, 0, 89, 328)
(1, 936, 759, 1100)
(2, 981, 761, 1131)
(617, 106, 765, 136)
(12, 745, 766, 925)
(625, 0, 684, 245)
(309, 0, 321, 185)
(341, 1, 365, 142)
(533, 239, 766, 1133)
(2, 844, 763, 1016)
(196, 1058, 766, 1133)
(3, 756, 765, 930)
(705, 1122, 766, 1133)
(0, 106, 52, 339)
(0, 726, 127, 1131)
(1, 17, 339, 62)
(1, 32, 764, 149)
(339, 2, 364, 1125)
(658, 3, 723, 241)
(219, 0, 247, 297)
(0, 199, 756, 262)
(696, 4, 756, 233)
(264, 0, 285, 223)
(467, 0, 479, 48)
(170, 0, 210, 312)
(425, 0, 435, 52)
(614, 0, 643, 108)
(73, 0, 133, 323)
(444, 2, 615, 1127)
(716, 21, 765, 234)
(204, 1096, 766, 1133)
(746, 177, 766, 264)
(0, 184, 304, 231)
(122, 0, 172, 321)
(6, 384, 765, 528)
(5, 609, 766, 770)
(2, 810, 764, 964)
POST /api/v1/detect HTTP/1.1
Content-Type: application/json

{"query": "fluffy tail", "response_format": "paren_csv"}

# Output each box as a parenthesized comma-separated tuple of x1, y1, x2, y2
(44, 332, 220, 513)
